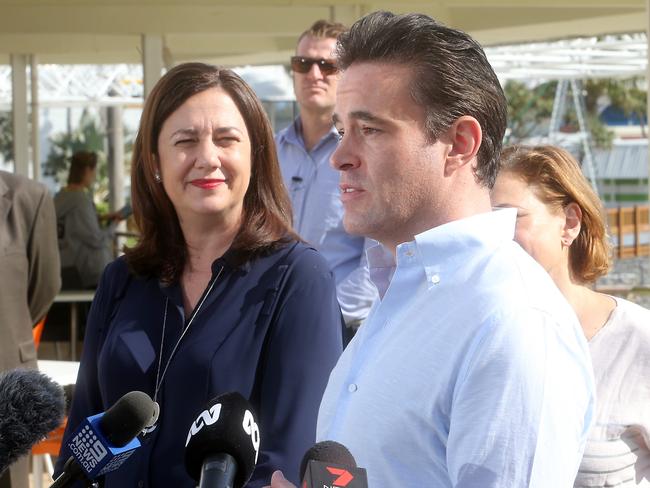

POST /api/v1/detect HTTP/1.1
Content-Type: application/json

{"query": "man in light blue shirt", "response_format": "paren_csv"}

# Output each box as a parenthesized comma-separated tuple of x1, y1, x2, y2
(268, 11, 595, 488)
(276, 20, 377, 330)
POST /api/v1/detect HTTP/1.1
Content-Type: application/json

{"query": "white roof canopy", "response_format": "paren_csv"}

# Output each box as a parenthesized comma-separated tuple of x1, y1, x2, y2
(487, 33, 647, 81)
(0, 32, 645, 108)
(0, 0, 645, 66)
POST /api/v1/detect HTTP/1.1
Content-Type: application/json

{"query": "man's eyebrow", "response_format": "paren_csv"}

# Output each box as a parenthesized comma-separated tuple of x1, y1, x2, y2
(332, 110, 387, 126)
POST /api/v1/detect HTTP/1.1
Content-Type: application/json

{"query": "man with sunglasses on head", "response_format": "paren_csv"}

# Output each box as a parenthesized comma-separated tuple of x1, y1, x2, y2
(275, 20, 377, 340)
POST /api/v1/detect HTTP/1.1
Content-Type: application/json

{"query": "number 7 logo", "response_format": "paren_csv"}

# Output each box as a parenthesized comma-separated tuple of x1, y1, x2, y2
(326, 467, 354, 486)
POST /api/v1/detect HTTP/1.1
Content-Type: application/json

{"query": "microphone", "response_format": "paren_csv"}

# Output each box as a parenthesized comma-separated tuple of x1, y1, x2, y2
(300, 441, 368, 488)
(0, 369, 65, 474)
(51, 390, 157, 488)
(184, 391, 260, 488)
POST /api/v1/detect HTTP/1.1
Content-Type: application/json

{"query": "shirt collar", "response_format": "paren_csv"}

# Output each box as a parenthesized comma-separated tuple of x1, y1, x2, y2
(414, 208, 516, 262)
(278, 116, 339, 149)
(366, 209, 517, 297)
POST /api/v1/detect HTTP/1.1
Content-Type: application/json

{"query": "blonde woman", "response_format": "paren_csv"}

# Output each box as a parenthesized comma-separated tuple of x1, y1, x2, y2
(491, 144, 650, 487)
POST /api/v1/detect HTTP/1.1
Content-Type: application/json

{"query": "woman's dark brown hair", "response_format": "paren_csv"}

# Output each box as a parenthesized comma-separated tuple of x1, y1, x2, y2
(68, 151, 97, 185)
(125, 62, 297, 282)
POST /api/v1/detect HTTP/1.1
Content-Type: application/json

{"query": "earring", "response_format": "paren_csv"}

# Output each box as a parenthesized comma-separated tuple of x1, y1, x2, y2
(154, 172, 161, 183)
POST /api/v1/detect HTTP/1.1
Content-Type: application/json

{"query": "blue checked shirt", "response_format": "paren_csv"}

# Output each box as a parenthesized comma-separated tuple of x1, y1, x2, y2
(275, 118, 377, 324)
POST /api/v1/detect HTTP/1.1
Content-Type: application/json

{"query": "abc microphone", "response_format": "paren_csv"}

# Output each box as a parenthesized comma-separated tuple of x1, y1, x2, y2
(184, 392, 260, 488)
(0, 369, 65, 474)
(300, 441, 368, 488)
(51, 390, 157, 488)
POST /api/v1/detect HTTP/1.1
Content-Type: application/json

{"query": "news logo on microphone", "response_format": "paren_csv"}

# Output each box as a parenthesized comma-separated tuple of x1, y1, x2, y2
(184, 392, 261, 488)
(67, 411, 141, 478)
(299, 441, 368, 488)
(301, 460, 367, 488)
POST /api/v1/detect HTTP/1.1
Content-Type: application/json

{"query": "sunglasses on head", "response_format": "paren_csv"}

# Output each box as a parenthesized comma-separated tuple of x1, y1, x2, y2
(290, 56, 339, 76)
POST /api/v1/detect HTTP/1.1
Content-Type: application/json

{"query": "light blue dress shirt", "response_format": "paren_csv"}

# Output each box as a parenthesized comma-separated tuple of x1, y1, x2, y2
(275, 118, 377, 324)
(317, 209, 596, 487)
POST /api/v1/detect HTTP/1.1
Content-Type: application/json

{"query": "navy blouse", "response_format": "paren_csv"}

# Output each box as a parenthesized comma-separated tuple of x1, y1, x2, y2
(55, 241, 343, 487)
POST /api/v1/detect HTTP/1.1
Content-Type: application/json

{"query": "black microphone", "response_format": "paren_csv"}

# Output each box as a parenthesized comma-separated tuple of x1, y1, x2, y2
(184, 392, 260, 488)
(300, 441, 368, 488)
(0, 369, 65, 474)
(51, 390, 157, 488)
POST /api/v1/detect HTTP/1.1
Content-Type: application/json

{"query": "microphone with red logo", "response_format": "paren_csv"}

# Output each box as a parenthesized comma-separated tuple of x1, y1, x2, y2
(299, 441, 368, 488)
(184, 392, 261, 488)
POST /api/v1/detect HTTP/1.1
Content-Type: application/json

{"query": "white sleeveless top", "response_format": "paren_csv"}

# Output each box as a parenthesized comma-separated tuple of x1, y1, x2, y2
(575, 297, 650, 487)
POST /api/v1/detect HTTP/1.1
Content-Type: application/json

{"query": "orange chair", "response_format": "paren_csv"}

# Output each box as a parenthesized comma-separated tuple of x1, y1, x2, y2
(31, 315, 67, 487)
(32, 316, 46, 350)
(31, 418, 67, 487)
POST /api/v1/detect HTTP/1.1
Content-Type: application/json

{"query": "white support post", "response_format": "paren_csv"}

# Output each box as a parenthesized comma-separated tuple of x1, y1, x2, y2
(647, 0, 650, 205)
(30, 55, 40, 181)
(11, 54, 29, 177)
(142, 35, 165, 100)
(646, 0, 649, 273)
(107, 103, 125, 256)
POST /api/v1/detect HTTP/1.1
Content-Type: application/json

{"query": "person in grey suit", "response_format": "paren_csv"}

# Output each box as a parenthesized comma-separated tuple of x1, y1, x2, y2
(0, 170, 61, 488)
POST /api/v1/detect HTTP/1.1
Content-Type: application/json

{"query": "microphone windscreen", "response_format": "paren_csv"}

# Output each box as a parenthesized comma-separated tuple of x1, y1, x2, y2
(0, 369, 65, 473)
(299, 441, 357, 481)
(99, 391, 156, 447)
(184, 391, 260, 488)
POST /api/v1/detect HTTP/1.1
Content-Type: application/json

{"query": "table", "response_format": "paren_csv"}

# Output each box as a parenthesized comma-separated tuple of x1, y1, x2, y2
(52, 290, 95, 360)
(37, 359, 80, 386)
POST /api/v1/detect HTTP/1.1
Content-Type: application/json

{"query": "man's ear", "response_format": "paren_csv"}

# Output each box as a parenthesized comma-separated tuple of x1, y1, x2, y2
(444, 116, 482, 177)
(562, 202, 582, 246)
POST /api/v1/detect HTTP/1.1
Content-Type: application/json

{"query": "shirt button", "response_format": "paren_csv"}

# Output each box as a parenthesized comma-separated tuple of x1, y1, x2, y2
(430, 274, 440, 284)
(137, 481, 144, 488)
(348, 383, 358, 393)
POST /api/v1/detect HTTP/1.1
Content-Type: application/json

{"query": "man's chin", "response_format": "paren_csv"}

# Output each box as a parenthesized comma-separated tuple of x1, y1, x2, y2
(299, 94, 333, 110)
(342, 216, 371, 238)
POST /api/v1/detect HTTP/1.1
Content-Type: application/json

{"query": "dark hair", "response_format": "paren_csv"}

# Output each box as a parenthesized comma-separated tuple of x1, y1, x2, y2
(297, 19, 347, 45)
(336, 11, 507, 188)
(499, 145, 611, 283)
(125, 62, 298, 283)
(67, 151, 97, 185)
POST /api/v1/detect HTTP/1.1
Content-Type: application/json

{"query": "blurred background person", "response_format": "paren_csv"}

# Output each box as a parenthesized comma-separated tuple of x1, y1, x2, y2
(0, 170, 61, 488)
(54, 151, 118, 289)
(491, 144, 650, 487)
(275, 20, 377, 341)
(55, 63, 343, 487)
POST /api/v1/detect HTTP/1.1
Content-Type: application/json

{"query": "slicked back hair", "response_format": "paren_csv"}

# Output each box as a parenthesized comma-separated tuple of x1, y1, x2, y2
(336, 11, 507, 188)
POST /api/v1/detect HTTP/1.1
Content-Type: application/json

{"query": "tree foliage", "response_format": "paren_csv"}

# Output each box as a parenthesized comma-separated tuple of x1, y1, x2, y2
(0, 111, 14, 164)
(505, 77, 646, 148)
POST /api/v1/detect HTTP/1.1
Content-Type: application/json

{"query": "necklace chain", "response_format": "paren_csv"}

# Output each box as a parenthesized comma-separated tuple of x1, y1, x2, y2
(153, 266, 224, 403)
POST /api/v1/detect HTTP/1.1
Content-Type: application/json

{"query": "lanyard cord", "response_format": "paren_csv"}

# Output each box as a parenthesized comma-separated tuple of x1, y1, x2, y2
(153, 265, 224, 403)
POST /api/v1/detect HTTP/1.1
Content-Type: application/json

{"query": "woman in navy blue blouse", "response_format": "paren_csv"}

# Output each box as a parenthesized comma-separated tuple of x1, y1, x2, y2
(56, 63, 343, 487)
